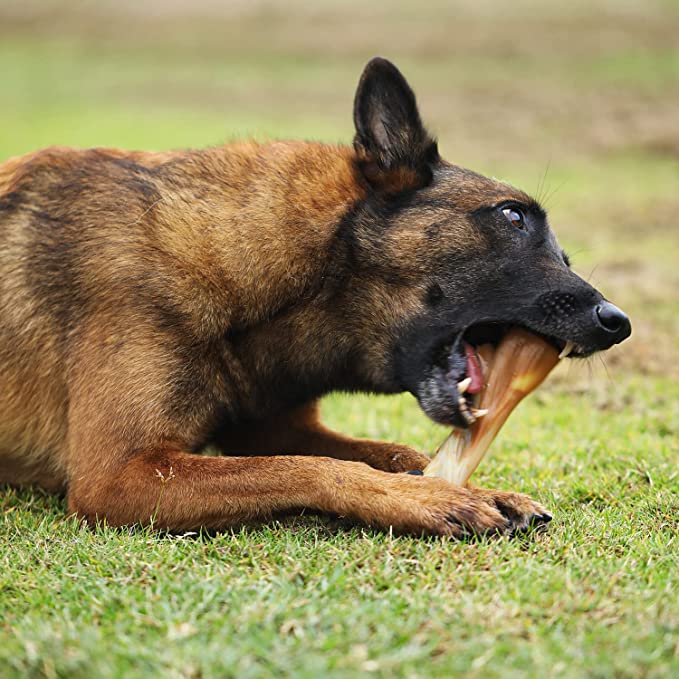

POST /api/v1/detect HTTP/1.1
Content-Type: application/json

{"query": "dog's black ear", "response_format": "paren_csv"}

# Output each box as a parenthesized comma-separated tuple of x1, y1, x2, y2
(353, 57, 438, 193)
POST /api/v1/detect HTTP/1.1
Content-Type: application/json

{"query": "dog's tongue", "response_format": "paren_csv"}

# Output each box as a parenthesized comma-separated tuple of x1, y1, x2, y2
(463, 342, 484, 393)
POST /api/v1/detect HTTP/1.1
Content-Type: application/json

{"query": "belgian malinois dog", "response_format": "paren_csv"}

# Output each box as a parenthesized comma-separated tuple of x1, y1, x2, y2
(0, 58, 630, 537)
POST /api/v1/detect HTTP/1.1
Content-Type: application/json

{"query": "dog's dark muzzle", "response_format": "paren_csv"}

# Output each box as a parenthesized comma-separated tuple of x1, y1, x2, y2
(535, 284, 631, 355)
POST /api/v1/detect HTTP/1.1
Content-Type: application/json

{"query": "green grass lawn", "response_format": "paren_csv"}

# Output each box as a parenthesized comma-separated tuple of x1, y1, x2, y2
(2, 381, 678, 678)
(1, 2, 678, 677)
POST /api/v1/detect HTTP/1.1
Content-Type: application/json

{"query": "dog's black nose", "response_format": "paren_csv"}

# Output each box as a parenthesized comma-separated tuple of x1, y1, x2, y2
(595, 302, 631, 344)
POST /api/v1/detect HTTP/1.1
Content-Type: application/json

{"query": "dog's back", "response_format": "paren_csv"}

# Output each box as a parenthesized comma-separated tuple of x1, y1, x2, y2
(0, 141, 360, 490)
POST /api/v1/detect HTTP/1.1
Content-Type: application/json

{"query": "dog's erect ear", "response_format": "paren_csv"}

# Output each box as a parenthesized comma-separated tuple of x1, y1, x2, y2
(353, 57, 438, 193)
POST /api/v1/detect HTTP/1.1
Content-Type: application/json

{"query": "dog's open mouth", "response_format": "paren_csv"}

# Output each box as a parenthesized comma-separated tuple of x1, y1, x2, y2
(426, 322, 578, 428)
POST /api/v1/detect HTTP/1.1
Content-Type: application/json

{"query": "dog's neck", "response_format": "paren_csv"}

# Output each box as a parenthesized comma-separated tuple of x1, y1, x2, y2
(144, 141, 372, 416)
(146, 141, 364, 334)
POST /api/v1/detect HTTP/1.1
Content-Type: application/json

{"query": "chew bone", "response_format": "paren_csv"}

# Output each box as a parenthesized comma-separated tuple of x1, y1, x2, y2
(423, 328, 560, 485)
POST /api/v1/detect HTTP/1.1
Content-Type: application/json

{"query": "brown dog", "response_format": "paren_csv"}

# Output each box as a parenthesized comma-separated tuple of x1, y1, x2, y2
(0, 58, 630, 536)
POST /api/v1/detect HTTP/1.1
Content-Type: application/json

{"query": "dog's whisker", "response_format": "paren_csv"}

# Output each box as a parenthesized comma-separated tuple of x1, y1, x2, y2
(586, 264, 600, 284)
(540, 178, 568, 209)
(535, 158, 552, 206)
(597, 353, 613, 382)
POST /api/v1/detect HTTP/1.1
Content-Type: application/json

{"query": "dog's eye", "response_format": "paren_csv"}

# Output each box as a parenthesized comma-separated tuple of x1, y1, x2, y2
(502, 207, 525, 229)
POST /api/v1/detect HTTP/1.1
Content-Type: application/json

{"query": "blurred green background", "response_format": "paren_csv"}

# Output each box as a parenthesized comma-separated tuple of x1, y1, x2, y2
(1, 2, 678, 677)
(1, 0, 677, 377)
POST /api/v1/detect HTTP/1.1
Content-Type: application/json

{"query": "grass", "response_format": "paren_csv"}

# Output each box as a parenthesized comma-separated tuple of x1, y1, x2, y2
(2, 382, 678, 678)
(1, 1, 678, 677)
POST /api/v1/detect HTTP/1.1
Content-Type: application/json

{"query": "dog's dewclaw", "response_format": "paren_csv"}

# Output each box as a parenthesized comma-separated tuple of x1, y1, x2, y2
(424, 328, 560, 485)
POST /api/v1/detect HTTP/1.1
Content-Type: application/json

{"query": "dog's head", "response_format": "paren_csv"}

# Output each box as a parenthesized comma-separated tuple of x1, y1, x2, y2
(340, 58, 631, 426)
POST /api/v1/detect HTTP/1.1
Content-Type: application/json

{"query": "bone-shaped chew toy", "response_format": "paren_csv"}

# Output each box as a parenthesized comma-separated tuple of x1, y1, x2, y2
(423, 328, 561, 485)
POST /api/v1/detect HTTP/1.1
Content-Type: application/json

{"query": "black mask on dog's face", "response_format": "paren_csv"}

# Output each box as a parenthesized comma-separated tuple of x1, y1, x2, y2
(346, 58, 631, 426)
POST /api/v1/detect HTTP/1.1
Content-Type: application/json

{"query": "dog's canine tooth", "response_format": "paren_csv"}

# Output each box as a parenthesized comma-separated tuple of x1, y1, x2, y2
(558, 341, 575, 359)
(457, 377, 472, 393)
(471, 408, 489, 418)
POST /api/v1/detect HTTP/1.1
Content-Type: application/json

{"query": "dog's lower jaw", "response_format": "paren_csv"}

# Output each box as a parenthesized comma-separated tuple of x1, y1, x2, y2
(414, 363, 477, 428)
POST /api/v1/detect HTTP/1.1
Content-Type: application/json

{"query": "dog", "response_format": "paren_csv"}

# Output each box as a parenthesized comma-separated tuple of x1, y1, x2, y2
(0, 57, 630, 537)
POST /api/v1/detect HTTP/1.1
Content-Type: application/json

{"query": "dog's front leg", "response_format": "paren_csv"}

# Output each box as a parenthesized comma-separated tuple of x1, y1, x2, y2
(64, 387, 540, 535)
(66, 448, 517, 536)
(215, 402, 431, 473)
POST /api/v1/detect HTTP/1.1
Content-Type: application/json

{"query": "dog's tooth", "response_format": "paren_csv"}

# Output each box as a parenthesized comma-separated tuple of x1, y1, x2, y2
(457, 377, 472, 393)
(458, 398, 477, 426)
(471, 408, 489, 418)
(558, 341, 575, 359)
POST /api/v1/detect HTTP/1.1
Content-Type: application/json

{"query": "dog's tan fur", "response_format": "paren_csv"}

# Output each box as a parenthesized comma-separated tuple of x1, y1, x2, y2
(0, 62, 553, 537)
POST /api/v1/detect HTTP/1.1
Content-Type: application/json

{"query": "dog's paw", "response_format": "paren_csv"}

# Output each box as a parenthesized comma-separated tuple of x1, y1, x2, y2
(361, 444, 430, 474)
(468, 486, 552, 535)
(373, 475, 510, 538)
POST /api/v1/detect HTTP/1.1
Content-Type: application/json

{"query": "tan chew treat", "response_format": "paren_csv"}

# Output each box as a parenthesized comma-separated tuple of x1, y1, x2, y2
(424, 328, 560, 485)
